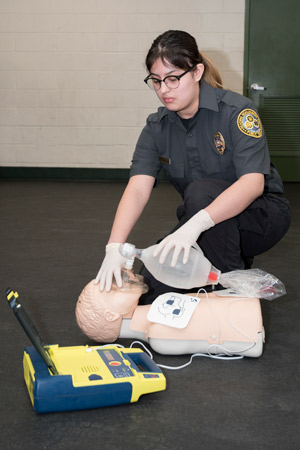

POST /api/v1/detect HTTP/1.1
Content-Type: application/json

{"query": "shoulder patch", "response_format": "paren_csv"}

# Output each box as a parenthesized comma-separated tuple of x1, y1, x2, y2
(237, 109, 262, 138)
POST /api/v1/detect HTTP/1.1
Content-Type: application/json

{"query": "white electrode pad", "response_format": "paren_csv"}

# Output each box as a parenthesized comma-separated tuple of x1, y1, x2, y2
(147, 292, 201, 329)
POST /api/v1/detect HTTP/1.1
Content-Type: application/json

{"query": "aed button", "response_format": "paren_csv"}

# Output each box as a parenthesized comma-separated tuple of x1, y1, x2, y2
(109, 361, 122, 367)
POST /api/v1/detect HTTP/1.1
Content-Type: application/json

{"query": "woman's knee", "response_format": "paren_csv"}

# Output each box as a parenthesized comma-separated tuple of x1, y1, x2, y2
(184, 179, 231, 216)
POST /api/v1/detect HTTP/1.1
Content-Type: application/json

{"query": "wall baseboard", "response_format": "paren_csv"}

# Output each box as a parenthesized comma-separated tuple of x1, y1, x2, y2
(0, 167, 130, 181)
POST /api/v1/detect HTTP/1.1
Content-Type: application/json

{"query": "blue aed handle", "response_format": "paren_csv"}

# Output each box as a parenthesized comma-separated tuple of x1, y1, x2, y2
(122, 351, 163, 374)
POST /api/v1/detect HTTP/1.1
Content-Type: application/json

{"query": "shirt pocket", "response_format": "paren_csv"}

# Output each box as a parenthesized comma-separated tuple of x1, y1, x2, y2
(201, 142, 234, 179)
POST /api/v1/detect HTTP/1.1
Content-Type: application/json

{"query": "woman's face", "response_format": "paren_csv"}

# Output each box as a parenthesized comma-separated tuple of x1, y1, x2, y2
(149, 58, 204, 119)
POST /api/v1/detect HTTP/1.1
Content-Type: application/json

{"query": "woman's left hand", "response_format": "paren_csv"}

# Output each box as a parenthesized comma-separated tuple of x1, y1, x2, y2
(153, 209, 214, 267)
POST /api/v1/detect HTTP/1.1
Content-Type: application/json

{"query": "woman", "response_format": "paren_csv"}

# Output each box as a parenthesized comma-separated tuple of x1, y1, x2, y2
(95, 30, 291, 303)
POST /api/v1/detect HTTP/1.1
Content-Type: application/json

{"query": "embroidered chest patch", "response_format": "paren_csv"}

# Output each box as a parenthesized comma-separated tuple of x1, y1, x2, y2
(237, 108, 262, 138)
(214, 131, 225, 154)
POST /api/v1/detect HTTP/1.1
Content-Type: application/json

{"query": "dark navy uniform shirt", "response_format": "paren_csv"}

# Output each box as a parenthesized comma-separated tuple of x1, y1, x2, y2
(130, 80, 283, 197)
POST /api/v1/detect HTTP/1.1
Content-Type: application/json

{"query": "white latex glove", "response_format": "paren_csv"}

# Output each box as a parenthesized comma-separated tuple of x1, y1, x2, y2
(153, 209, 215, 267)
(94, 243, 126, 292)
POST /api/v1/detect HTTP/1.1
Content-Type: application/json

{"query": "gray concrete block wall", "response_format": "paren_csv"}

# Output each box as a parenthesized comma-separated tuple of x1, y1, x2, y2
(0, 0, 245, 168)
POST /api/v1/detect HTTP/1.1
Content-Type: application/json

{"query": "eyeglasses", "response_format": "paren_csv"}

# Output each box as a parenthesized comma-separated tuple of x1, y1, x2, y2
(144, 66, 195, 91)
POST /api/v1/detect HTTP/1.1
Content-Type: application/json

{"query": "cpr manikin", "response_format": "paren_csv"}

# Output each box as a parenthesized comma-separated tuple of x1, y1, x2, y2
(76, 272, 268, 358)
(76, 242, 286, 357)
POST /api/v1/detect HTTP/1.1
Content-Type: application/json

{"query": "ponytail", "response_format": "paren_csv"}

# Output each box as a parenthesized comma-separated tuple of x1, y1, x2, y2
(201, 52, 223, 89)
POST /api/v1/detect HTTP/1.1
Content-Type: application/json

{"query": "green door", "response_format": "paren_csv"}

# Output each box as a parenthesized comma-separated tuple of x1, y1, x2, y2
(244, 0, 300, 181)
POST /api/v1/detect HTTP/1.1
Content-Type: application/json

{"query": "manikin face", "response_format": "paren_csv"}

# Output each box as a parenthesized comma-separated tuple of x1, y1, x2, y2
(90, 282, 141, 319)
(150, 58, 204, 119)
(76, 280, 143, 343)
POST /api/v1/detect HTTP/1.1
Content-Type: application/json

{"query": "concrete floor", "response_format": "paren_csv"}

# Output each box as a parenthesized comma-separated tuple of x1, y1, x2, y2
(0, 180, 299, 450)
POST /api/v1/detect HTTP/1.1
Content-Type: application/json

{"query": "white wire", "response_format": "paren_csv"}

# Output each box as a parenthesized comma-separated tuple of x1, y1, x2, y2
(128, 288, 259, 369)
(196, 288, 256, 357)
(129, 340, 153, 359)
(157, 352, 244, 370)
(85, 343, 125, 352)
(85, 290, 257, 369)
(224, 298, 256, 354)
(197, 288, 221, 351)
(129, 340, 244, 371)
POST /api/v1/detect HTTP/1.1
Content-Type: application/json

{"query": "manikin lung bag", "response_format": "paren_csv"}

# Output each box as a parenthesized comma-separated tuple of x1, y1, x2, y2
(219, 269, 286, 300)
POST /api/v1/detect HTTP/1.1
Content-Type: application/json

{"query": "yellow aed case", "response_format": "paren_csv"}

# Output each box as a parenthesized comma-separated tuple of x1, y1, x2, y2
(23, 344, 166, 413)
(6, 288, 166, 413)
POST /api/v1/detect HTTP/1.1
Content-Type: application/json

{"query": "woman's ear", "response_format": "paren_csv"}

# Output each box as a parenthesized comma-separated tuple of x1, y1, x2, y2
(104, 310, 120, 322)
(194, 63, 204, 82)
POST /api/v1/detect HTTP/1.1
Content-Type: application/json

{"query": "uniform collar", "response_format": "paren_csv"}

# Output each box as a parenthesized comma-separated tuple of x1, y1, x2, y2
(163, 79, 220, 123)
(198, 80, 220, 112)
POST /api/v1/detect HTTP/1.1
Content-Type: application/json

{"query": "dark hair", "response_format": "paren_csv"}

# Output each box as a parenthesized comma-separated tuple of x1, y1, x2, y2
(145, 30, 223, 89)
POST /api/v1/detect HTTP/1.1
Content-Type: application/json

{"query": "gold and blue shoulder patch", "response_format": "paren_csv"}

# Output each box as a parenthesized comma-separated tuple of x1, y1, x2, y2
(237, 109, 262, 138)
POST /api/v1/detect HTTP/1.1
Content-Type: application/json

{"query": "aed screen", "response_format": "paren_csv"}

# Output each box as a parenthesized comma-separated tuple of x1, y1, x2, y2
(104, 351, 114, 361)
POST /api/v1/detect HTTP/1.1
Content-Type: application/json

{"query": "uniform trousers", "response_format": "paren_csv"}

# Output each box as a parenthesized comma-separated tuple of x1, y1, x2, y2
(139, 178, 291, 305)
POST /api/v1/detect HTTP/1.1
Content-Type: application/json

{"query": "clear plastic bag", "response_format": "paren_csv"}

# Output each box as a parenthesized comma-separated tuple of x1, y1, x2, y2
(219, 269, 286, 300)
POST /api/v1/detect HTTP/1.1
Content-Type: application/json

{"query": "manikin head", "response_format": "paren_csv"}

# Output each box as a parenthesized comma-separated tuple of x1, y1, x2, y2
(76, 273, 148, 343)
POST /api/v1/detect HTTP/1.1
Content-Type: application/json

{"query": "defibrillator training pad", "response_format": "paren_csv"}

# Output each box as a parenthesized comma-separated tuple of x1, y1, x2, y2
(147, 293, 201, 329)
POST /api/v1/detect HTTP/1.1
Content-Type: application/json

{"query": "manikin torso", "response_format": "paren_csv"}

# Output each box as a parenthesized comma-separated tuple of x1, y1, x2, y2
(119, 292, 264, 357)
(75, 279, 264, 358)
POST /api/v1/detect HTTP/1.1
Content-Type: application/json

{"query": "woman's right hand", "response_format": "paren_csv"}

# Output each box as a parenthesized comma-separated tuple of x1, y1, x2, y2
(94, 175, 155, 292)
(94, 244, 126, 292)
